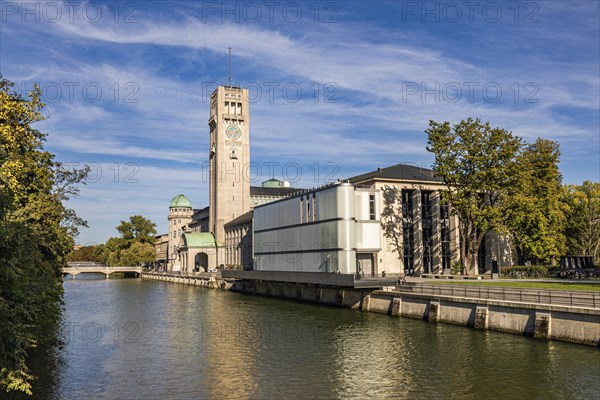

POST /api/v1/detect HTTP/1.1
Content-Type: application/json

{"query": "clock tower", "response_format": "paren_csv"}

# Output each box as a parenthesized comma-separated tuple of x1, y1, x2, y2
(208, 85, 251, 256)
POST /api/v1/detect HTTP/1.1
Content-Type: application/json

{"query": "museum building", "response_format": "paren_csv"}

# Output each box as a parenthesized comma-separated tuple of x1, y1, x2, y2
(154, 85, 509, 276)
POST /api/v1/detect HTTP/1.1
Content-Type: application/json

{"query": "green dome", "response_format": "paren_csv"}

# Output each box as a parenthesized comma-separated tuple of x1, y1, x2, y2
(169, 194, 192, 209)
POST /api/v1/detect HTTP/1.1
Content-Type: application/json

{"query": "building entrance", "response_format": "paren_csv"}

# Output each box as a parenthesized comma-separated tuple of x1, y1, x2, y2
(356, 253, 375, 277)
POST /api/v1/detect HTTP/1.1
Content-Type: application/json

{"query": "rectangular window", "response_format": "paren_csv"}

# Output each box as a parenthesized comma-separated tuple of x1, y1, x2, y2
(421, 191, 433, 274)
(441, 202, 451, 271)
(300, 198, 304, 223)
(402, 190, 414, 275)
(369, 194, 376, 220)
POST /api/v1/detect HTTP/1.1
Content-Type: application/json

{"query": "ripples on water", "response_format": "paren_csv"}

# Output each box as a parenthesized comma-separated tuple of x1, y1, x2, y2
(19, 276, 600, 400)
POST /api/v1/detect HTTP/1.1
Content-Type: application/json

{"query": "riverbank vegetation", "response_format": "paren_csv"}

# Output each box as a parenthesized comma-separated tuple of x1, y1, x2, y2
(68, 215, 157, 266)
(422, 118, 599, 274)
(0, 78, 88, 395)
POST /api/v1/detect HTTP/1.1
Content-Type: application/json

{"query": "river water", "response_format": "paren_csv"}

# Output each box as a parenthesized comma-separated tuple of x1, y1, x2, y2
(21, 276, 600, 399)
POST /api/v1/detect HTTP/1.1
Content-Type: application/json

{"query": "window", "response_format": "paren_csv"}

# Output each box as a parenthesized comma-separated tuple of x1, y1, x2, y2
(421, 191, 433, 274)
(441, 202, 451, 271)
(369, 194, 376, 220)
(402, 190, 415, 275)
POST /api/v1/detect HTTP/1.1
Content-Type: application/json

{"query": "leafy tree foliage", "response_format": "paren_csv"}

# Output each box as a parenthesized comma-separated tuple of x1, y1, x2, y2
(116, 215, 157, 244)
(506, 138, 566, 264)
(103, 215, 157, 266)
(562, 181, 600, 261)
(66, 245, 106, 263)
(426, 118, 522, 275)
(0, 77, 87, 395)
(119, 242, 156, 266)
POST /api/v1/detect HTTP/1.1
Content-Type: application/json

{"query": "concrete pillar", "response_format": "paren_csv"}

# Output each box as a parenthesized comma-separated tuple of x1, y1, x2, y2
(428, 301, 440, 322)
(474, 306, 489, 329)
(432, 192, 442, 274)
(449, 213, 460, 266)
(337, 289, 345, 307)
(361, 293, 371, 312)
(412, 190, 423, 275)
(534, 312, 551, 340)
(391, 297, 402, 317)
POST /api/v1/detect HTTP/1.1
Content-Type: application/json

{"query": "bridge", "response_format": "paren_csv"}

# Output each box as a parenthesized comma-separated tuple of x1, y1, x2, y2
(62, 262, 142, 279)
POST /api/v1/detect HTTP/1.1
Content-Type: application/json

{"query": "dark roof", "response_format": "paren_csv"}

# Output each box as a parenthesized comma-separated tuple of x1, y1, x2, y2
(224, 211, 253, 228)
(349, 163, 443, 184)
(250, 186, 300, 197)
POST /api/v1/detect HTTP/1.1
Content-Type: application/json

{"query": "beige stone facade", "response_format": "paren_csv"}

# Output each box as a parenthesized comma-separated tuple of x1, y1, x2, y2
(155, 85, 509, 275)
(350, 170, 460, 276)
(208, 86, 251, 247)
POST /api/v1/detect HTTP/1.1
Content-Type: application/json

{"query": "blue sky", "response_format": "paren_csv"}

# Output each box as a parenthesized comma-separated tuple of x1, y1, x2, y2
(1, 0, 599, 244)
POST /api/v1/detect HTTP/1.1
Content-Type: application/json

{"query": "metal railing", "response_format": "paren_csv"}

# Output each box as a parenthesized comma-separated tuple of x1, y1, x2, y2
(394, 283, 599, 308)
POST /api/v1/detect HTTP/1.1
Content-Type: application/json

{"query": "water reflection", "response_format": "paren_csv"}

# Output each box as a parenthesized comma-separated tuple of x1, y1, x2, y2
(18, 279, 600, 399)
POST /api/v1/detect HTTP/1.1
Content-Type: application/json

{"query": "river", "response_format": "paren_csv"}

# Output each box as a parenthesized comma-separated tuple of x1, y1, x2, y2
(19, 275, 600, 399)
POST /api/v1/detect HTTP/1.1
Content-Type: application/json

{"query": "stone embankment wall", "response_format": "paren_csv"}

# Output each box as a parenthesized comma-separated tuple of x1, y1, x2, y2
(142, 272, 600, 347)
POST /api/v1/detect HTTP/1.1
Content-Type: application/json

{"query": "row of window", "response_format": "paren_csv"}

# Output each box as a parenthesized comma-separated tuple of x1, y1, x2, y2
(224, 101, 243, 116)
(402, 190, 452, 275)
(300, 193, 317, 223)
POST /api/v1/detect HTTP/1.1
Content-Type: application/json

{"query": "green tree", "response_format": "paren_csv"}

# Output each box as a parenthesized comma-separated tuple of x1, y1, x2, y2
(119, 241, 156, 266)
(426, 118, 522, 275)
(0, 77, 87, 395)
(103, 215, 157, 266)
(506, 138, 566, 264)
(67, 245, 105, 262)
(116, 215, 157, 244)
(563, 181, 600, 260)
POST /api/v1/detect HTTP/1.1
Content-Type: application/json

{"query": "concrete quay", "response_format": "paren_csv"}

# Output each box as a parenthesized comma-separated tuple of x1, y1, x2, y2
(141, 271, 600, 347)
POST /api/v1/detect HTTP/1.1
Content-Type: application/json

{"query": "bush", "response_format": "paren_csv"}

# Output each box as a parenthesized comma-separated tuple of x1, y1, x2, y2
(500, 265, 559, 279)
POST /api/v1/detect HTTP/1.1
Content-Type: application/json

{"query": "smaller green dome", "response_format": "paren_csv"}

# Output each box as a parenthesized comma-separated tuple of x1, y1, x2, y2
(169, 194, 192, 208)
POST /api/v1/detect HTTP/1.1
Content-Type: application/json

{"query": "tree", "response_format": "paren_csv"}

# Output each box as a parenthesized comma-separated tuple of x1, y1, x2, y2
(119, 241, 156, 266)
(426, 118, 522, 275)
(116, 215, 157, 244)
(562, 181, 600, 261)
(67, 245, 105, 262)
(506, 138, 566, 264)
(102, 215, 157, 266)
(0, 77, 87, 394)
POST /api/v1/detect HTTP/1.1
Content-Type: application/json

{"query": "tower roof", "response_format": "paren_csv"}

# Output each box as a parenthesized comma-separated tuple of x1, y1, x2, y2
(169, 194, 192, 208)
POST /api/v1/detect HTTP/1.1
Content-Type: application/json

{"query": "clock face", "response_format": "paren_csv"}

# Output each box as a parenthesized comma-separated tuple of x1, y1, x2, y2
(226, 125, 242, 141)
